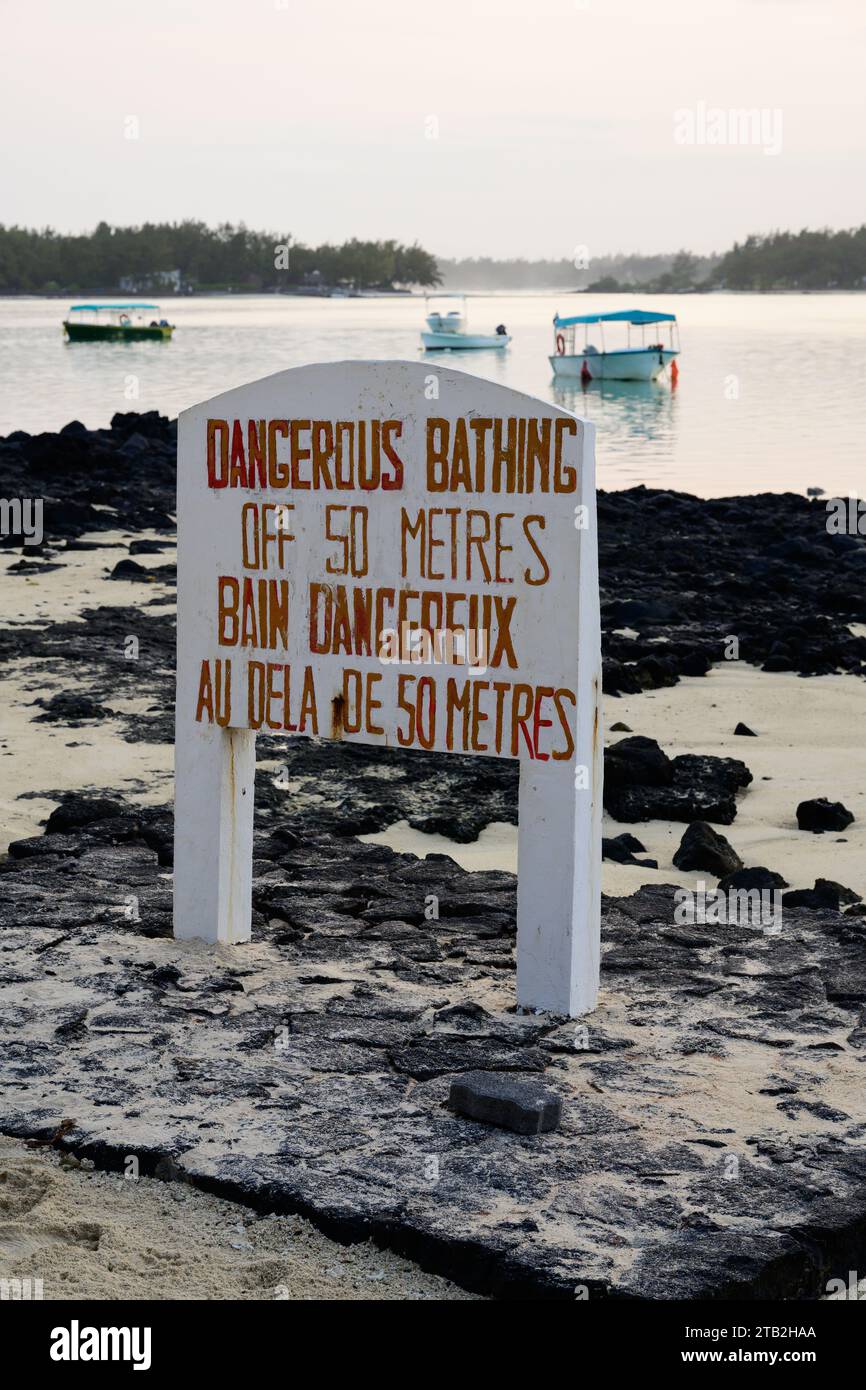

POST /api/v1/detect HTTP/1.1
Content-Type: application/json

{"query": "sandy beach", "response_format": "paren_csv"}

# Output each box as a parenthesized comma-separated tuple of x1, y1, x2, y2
(364, 661, 866, 902)
(5, 529, 864, 903)
(0, 532, 176, 854)
(0, 1134, 476, 1300)
(6, 573, 864, 904)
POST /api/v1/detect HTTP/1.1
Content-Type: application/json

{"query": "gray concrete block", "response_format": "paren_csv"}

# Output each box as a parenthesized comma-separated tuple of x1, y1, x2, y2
(448, 1070, 561, 1135)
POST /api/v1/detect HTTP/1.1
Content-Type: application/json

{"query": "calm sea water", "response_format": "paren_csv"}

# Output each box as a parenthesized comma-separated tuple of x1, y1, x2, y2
(1, 293, 864, 498)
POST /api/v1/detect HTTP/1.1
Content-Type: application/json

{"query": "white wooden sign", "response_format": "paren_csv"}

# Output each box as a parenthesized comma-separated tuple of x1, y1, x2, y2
(174, 361, 602, 1016)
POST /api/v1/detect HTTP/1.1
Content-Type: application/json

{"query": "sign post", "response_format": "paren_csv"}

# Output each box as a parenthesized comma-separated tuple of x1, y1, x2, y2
(174, 361, 601, 1016)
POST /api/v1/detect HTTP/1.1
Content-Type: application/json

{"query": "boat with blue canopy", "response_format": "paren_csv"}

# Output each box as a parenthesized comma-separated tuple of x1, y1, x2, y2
(550, 308, 679, 382)
(63, 304, 175, 342)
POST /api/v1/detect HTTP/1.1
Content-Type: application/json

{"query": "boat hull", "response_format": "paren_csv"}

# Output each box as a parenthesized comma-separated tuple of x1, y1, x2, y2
(550, 347, 677, 382)
(422, 332, 510, 350)
(64, 322, 174, 342)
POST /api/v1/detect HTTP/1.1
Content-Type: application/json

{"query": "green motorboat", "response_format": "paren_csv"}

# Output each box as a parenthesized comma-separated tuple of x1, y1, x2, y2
(63, 303, 175, 342)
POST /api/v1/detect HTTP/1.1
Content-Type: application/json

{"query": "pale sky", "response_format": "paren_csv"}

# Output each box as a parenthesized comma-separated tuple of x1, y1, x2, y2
(2, 0, 863, 259)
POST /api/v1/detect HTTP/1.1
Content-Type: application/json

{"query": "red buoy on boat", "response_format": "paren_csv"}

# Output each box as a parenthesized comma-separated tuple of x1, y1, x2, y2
(580, 359, 592, 384)
(670, 359, 679, 386)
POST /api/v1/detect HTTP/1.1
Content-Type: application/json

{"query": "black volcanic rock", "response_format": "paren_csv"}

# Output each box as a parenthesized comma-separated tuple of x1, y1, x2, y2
(718, 867, 789, 893)
(597, 487, 866, 685)
(110, 557, 176, 583)
(129, 539, 171, 555)
(734, 722, 757, 737)
(605, 736, 673, 789)
(110, 558, 146, 579)
(7, 558, 64, 575)
(1, 418, 865, 698)
(604, 741, 752, 826)
(2, 802, 866, 1301)
(34, 693, 113, 723)
(603, 832, 648, 865)
(603, 597, 686, 626)
(816, 878, 861, 906)
(0, 412, 177, 546)
(46, 795, 130, 833)
(673, 822, 742, 878)
(783, 882, 842, 910)
(110, 409, 173, 439)
(796, 798, 855, 833)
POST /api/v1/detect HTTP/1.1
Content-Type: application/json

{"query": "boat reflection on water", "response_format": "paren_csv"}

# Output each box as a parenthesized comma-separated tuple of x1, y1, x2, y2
(552, 376, 678, 477)
(422, 345, 513, 382)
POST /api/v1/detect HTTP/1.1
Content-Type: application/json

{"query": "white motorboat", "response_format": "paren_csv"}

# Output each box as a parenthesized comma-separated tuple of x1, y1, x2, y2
(550, 308, 679, 382)
(421, 294, 511, 350)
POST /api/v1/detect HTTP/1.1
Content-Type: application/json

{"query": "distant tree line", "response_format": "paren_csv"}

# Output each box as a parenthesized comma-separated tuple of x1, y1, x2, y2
(1, 220, 864, 294)
(441, 229, 866, 293)
(715, 227, 866, 290)
(0, 221, 441, 293)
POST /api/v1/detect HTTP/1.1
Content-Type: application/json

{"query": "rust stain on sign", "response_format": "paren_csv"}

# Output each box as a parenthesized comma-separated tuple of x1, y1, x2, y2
(331, 692, 345, 740)
(591, 675, 602, 796)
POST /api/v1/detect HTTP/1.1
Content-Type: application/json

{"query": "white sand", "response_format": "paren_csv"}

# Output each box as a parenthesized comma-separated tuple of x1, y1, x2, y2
(6, 538, 863, 900)
(0, 669, 173, 854)
(0, 1135, 476, 1301)
(600, 663, 866, 898)
(0, 532, 176, 853)
(4, 544, 864, 896)
(362, 663, 866, 901)
(1, 530, 176, 630)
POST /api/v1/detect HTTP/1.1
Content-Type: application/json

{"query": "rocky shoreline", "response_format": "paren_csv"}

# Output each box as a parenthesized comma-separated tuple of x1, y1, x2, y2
(2, 411, 865, 830)
(2, 412, 866, 1298)
(2, 794, 866, 1298)
(4, 411, 866, 694)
